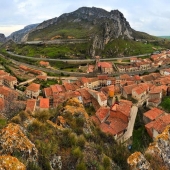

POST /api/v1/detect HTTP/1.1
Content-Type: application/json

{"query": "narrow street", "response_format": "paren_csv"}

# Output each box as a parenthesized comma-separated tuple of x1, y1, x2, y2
(118, 105, 138, 143)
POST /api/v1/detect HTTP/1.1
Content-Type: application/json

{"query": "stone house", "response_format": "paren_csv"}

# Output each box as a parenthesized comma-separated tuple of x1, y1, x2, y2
(25, 83, 40, 99)
(3, 75, 17, 89)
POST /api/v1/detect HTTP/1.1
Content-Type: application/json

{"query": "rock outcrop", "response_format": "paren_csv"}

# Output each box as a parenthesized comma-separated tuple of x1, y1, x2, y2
(0, 33, 6, 43)
(7, 24, 39, 42)
(0, 123, 38, 163)
(24, 7, 134, 56)
(0, 155, 26, 170)
(127, 125, 170, 170)
(127, 152, 151, 170)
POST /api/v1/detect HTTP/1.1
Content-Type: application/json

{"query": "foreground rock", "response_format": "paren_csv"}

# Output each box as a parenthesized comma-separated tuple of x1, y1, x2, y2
(0, 123, 38, 163)
(0, 155, 26, 170)
(127, 125, 170, 170)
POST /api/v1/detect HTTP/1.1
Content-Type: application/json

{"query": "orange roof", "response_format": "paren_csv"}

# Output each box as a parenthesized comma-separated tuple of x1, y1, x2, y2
(95, 107, 110, 123)
(0, 98, 4, 111)
(50, 85, 58, 93)
(0, 70, 9, 76)
(120, 74, 130, 80)
(145, 114, 170, 134)
(39, 61, 49, 66)
(19, 65, 28, 71)
(39, 98, 49, 108)
(44, 87, 53, 97)
(115, 100, 132, 117)
(3, 75, 17, 82)
(25, 99, 36, 112)
(36, 75, 47, 80)
(98, 75, 108, 80)
(132, 83, 149, 95)
(100, 117, 127, 135)
(98, 62, 112, 68)
(27, 83, 40, 92)
(123, 84, 138, 95)
(144, 108, 164, 120)
(80, 77, 88, 84)
(149, 86, 162, 94)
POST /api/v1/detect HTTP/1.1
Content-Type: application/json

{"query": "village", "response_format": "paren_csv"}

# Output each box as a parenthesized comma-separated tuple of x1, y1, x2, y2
(1, 50, 170, 144)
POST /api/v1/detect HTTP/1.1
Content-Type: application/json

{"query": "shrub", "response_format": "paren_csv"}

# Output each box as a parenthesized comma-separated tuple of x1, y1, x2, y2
(103, 156, 111, 169)
(35, 110, 50, 123)
(11, 116, 21, 124)
(76, 135, 86, 149)
(19, 111, 28, 121)
(76, 162, 86, 170)
(72, 147, 83, 160)
(27, 162, 41, 170)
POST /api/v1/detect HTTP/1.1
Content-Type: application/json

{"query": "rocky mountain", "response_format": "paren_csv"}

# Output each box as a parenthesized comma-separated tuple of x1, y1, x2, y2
(7, 24, 39, 42)
(127, 125, 170, 170)
(0, 33, 6, 43)
(23, 7, 156, 56)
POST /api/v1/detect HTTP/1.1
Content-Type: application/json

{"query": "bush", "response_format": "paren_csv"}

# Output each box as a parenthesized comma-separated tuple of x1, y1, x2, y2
(11, 116, 21, 124)
(103, 156, 111, 169)
(76, 162, 86, 170)
(27, 162, 41, 170)
(76, 135, 86, 149)
(35, 110, 50, 123)
(72, 147, 83, 160)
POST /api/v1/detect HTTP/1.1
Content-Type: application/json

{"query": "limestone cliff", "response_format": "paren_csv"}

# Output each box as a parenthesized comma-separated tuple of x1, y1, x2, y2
(24, 7, 135, 56)
(127, 125, 170, 170)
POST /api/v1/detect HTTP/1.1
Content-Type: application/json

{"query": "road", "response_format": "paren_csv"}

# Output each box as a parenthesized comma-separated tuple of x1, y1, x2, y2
(118, 105, 138, 143)
(7, 51, 151, 63)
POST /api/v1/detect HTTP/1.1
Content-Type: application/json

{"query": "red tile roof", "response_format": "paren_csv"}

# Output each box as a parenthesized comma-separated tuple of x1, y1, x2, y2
(95, 107, 110, 123)
(145, 114, 170, 134)
(98, 62, 112, 68)
(27, 83, 40, 92)
(39, 98, 49, 109)
(44, 87, 53, 98)
(100, 117, 127, 135)
(123, 84, 138, 95)
(144, 108, 164, 121)
(25, 99, 36, 112)
(3, 75, 17, 82)
(98, 75, 108, 80)
(0, 98, 4, 111)
(50, 85, 59, 93)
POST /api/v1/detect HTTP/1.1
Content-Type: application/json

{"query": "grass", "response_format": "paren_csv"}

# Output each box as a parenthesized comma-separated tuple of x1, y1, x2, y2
(102, 39, 160, 58)
(160, 96, 170, 112)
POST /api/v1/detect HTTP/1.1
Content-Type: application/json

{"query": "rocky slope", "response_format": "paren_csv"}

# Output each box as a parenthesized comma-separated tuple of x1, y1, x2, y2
(0, 33, 6, 43)
(7, 24, 39, 42)
(127, 125, 170, 170)
(23, 7, 156, 56)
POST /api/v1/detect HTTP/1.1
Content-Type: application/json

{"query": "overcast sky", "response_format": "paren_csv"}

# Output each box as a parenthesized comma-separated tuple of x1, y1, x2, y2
(1, 0, 170, 36)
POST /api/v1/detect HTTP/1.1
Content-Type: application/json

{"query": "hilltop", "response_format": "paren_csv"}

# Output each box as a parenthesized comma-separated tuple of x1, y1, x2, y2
(3, 6, 163, 58)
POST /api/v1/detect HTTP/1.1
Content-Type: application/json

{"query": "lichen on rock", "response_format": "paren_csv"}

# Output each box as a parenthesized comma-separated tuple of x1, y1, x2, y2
(0, 123, 38, 163)
(0, 155, 26, 170)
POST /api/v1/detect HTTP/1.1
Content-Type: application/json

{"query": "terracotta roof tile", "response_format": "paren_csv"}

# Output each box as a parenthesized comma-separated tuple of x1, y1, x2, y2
(98, 62, 112, 68)
(44, 87, 53, 97)
(95, 107, 110, 123)
(25, 99, 36, 112)
(27, 83, 40, 92)
(39, 98, 49, 108)
(144, 108, 164, 120)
